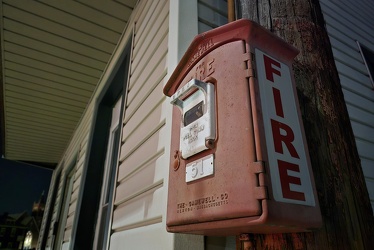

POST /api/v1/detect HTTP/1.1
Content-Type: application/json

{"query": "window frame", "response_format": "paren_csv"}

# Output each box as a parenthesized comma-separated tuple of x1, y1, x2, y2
(357, 41, 374, 89)
(70, 37, 132, 250)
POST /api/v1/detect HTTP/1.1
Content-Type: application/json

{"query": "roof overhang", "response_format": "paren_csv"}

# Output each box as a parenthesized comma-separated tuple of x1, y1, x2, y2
(0, 0, 137, 166)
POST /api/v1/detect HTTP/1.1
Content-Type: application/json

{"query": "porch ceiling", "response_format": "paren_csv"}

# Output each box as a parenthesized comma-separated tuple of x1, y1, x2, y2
(0, 0, 137, 165)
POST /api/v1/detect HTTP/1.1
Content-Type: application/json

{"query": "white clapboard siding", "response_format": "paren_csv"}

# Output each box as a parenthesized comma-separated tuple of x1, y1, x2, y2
(43, 139, 88, 249)
(44, 167, 67, 249)
(37, 166, 62, 248)
(320, 0, 374, 212)
(110, 0, 172, 249)
(198, 0, 228, 33)
(44, 163, 72, 249)
(61, 142, 87, 243)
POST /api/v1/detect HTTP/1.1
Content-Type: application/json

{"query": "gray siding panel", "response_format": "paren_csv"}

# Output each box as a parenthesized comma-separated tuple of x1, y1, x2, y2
(320, 0, 374, 212)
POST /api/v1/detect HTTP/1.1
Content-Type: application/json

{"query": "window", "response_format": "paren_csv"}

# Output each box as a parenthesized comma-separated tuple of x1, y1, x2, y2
(198, 0, 228, 33)
(357, 41, 374, 88)
(94, 97, 122, 250)
(71, 37, 132, 250)
(10, 228, 16, 237)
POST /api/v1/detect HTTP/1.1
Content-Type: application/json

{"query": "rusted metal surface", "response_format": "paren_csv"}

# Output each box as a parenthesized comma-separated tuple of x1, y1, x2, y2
(164, 19, 321, 235)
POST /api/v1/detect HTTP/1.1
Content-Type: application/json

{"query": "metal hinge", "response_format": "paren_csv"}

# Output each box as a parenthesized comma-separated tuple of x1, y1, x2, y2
(252, 161, 268, 200)
(242, 52, 256, 78)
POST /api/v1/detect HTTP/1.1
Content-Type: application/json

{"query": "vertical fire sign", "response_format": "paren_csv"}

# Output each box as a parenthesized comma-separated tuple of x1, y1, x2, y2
(256, 50, 315, 206)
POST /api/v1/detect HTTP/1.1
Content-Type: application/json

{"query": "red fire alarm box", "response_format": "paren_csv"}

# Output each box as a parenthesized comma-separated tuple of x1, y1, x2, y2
(163, 19, 322, 235)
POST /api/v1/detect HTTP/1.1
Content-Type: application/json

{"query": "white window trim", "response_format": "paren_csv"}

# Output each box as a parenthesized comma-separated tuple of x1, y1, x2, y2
(357, 41, 374, 89)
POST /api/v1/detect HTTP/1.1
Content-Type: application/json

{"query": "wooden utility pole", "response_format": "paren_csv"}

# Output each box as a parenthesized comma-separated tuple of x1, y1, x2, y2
(237, 0, 374, 249)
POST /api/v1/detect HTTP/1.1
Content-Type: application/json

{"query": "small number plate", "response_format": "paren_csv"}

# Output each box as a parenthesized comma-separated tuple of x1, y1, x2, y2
(186, 154, 214, 183)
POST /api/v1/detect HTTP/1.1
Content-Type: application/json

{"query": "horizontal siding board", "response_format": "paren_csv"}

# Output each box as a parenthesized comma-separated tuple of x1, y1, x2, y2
(332, 47, 368, 75)
(5, 108, 78, 127)
(63, 116, 93, 165)
(329, 36, 362, 61)
(123, 81, 165, 140)
(126, 71, 167, 127)
(339, 75, 374, 102)
(7, 108, 77, 129)
(37, 0, 128, 32)
(342, 89, 374, 114)
(2, 0, 135, 163)
(63, 228, 72, 243)
(112, 184, 164, 230)
(110, 222, 172, 249)
(115, 0, 139, 8)
(5, 51, 99, 84)
(129, 33, 168, 90)
(119, 125, 164, 166)
(322, 11, 372, 48)
(76, 152, 86, 174)
(3, 19, 110, 62)
(119, 14, 169, 226)
(5, 150, 61, 163)
(4, 31, 106, 71)
(117, 149, 164, 183)
(4, 92, 85, 114)
(361, 158, 374, 179)
(69, 189, 79, 205)
(6, 117, 74, 135)
(321, 0, 374, 40)
(5, 147, 63, 159)
(116, 155, 162, 200)
(4, 0, 121, 42)
(65, 212, 75, 230)
(133, 0, 157, 48)
(122, 101, 163, 144)
(6, 120, 72, 137)
(77, 133, 90, 159)
(2, 4, 116, 53)
(356, 139, 374, 161)
(350, 121, 374, 142)
(5, 68, 92, 98)
(76, 0, 134, 21)
(130, 0, 147, 23)
(6, 135, 65, 148)
(325, 24, 358, 53)
(336, 0, 374, 30)
(365, 179, 374, 200)
(132, 0, 168, 69)
(6, 141, 64, 156)
(6, 141, 66, 155)
(346, 105, 374, 127)
(5, 148, 63, 159)
(6, 100, 81, 120)
(6, 129, 69, 148)
(6, 103, 78, 125)
(126, 54, 167, 110)
(121, 115, 164, 156)
(5, 61, 96, 92)
(4, 42, 102, 78)
(131, 11, 168, 78)
(5, 130, 69, 145)
(336, 61, 372, 89)
(72, 175, 82, 193)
